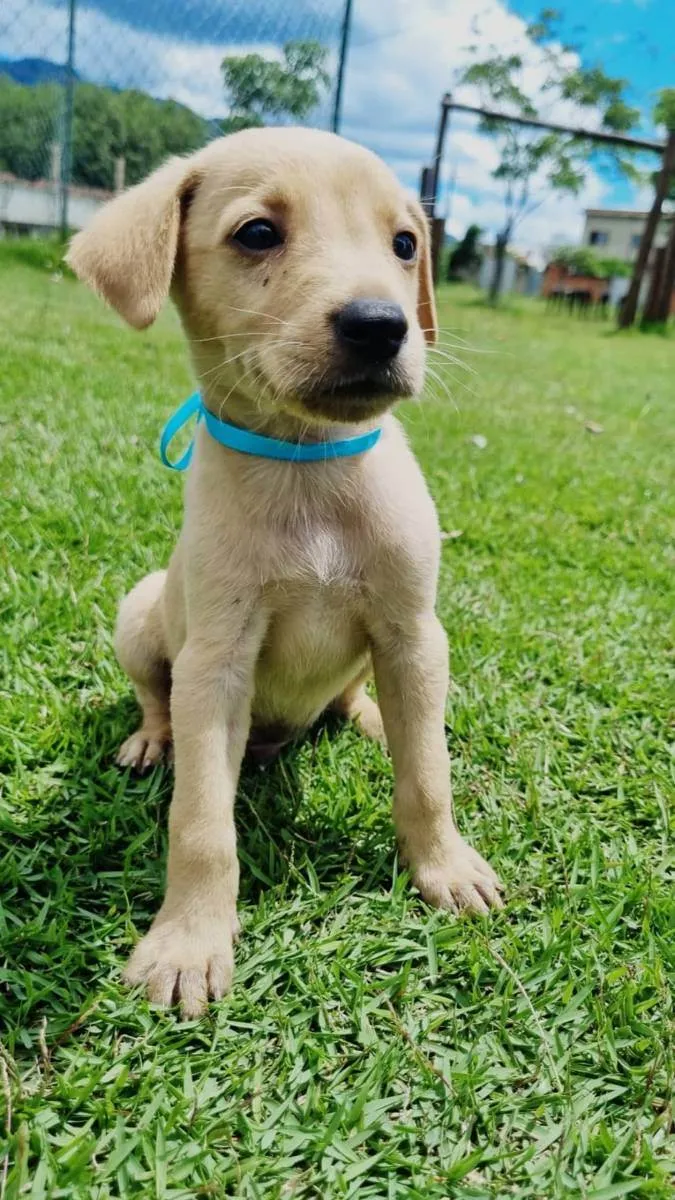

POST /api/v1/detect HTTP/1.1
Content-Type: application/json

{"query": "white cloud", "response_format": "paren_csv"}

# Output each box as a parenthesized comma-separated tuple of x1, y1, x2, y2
(3, 0, 636, 251)
(342, 0, 618, 249)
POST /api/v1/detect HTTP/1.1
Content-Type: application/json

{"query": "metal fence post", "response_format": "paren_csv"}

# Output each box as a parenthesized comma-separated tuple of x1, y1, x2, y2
(331, 0, 354, 134)
(59, 0, 77, 241)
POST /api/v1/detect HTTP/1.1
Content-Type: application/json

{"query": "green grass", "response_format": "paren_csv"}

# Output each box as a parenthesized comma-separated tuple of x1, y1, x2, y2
(1, 254, 673, 1199)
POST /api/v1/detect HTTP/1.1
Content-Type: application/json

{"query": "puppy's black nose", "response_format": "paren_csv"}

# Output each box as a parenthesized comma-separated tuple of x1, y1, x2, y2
(333, 299, 408, 362)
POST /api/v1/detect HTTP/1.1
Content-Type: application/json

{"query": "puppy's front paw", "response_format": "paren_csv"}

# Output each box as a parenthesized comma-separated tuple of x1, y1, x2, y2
(413, 839, 503, 915)
(117, 728, 172, 773)
(123, 912, 236, 1018)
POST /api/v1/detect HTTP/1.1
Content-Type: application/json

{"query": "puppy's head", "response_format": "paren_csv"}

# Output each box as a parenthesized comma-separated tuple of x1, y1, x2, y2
(67, 128, 437, 426)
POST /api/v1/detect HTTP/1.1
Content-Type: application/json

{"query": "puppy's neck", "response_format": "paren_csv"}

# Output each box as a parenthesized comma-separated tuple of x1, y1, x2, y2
(201, 385, 381, 446)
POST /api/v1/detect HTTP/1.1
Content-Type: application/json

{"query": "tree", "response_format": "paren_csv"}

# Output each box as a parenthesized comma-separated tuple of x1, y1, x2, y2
(0, 77, 59, 180)
(622, 88, 675, 328)
(72, 83, 123, 189)
(461, 9, 639, 303)
(447, 224, 482, 280)
(221, 40, 329, 132)
(641, 89, 675, 326)
(0, 77, 209, 191)
(653, 89, 675, 138)
(114, 91, 206, 187)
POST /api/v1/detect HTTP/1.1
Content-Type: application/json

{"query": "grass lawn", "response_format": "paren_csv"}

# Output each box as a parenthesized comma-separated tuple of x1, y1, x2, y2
(1, 247, 673, 1199)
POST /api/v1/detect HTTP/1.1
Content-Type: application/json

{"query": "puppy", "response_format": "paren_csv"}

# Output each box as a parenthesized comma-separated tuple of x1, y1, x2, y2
(68, 127, 502, 1018)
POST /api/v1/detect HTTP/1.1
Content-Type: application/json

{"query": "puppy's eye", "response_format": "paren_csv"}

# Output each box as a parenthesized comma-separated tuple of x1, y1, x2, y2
(232, 219, 283, 253)
(393, 231, 417, 262)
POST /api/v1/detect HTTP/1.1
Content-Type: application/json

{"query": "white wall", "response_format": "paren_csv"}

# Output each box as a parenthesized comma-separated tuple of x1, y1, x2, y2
(583, 212, 673, 262)
(0, 179, 106, 233)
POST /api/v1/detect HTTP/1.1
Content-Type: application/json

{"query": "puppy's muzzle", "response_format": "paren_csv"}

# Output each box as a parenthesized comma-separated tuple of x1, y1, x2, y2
(332, 299, 408, 365)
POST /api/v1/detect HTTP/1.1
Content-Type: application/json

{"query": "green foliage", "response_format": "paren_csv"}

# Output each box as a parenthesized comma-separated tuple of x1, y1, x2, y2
(552, 246, 631, 278)
(652, 90, 675, 202)
(560, 67, 639, 133)
(598, 255, 632, 279)
(463, 58, 537, 118)
(113, 90, 207, 187)
(221, 112, 264, 135)
(653, 87, 675, 133)
(0, 76, 208, 189)
(1, 265, 673, 1197)
(552, 246, 601, 276)
(221, 40, 329, 130)
(0, 75, 58, 179)
(71, 82, 123, 188)
(447, 224, 482, 279)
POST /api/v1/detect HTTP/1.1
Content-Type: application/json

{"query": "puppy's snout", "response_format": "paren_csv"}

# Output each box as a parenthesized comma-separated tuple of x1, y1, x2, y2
(332, 300, 408, 363)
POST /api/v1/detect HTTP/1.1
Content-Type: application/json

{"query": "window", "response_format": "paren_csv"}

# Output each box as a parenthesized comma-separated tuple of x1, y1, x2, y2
(630, 234, 642, 249)
(588, 230, 609, 246)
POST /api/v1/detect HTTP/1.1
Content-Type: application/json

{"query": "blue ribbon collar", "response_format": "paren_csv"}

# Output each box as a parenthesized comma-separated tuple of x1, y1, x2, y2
(159, 392, 382, 471)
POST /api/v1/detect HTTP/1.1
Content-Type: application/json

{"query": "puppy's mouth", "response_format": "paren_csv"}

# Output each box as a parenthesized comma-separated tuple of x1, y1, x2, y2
(298, 367, 411, 422)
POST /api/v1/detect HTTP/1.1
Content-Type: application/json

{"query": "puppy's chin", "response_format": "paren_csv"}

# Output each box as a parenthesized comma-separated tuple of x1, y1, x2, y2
(295, 369, 413, 424)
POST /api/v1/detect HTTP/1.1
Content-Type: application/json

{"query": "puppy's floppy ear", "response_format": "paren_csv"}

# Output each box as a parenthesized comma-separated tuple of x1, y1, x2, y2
(66, 155, 203, 329)
(411, 200, 438, 346)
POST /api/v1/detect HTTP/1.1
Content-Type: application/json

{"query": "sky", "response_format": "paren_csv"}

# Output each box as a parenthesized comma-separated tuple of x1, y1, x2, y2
(2, 0, 674, 255)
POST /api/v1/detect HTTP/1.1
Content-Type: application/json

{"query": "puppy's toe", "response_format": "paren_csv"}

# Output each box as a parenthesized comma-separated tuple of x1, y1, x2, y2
(413, 839, 504, 915)
(123, 915, 236, 1019)
(145, 965, 178, 1008)
(116, 729, 171, 773)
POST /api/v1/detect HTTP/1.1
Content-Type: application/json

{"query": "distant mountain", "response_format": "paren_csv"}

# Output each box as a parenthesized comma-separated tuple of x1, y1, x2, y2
(0, 57, 79, 86)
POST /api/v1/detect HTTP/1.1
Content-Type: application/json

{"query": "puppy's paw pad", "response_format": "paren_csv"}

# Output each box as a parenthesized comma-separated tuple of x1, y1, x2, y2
(414, 841, 503, 915)
(116, 729, 171, 773)
(123, 917, 236, 1018)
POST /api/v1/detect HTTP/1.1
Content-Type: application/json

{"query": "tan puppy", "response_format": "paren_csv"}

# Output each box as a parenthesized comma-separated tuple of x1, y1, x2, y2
(68, 127, 502, 1018)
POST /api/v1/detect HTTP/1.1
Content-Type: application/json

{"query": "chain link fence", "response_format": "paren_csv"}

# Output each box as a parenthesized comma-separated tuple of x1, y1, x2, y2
(1, 0, 348, 236)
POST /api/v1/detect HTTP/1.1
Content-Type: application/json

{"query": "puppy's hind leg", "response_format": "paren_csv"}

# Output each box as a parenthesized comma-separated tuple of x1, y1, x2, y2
(114, 570, 172, 772)
(334, 664, 387, 746)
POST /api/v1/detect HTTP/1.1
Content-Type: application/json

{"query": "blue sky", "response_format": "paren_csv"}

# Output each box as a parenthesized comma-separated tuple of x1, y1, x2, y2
(510, 0, 671, 122)
(3, 0, 674, 252)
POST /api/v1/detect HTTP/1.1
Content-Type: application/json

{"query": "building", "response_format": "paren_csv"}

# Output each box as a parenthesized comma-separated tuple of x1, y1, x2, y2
(583, 208, 673, 262)
(542, 260, 610, 304)
(476, 244, 543, 297)
(0, 173, 111, 236)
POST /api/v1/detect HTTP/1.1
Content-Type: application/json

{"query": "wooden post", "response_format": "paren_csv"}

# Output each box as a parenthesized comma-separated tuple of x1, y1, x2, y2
(430, 217, 445, 286)
(429, 97, 450, 215)
(641, 247, 666, 325)
(427, 98, 450, 282)
(114, 156, 126, 193)
(419, 166, 434, 216)
(654, 216, 675, 323)
(331, 0, 354, 135)
(50, 141, 61, 185)
(59, 0, 77, 240)
(619, 130, 675, 328)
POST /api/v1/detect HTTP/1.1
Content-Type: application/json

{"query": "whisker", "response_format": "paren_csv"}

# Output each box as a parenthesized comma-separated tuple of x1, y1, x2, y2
(196, 346, 254, 381)
(422, 328, 492, 355)
(424, 364, 461, 413)
(427, 348, 477, 377)
(221, 304, 290, 326)
(196, 336, 316, 386)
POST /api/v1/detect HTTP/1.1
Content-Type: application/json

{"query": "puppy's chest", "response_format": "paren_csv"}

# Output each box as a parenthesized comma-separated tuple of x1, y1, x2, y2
(265, 519, 360, 591)
(260, 523, 366, 673)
